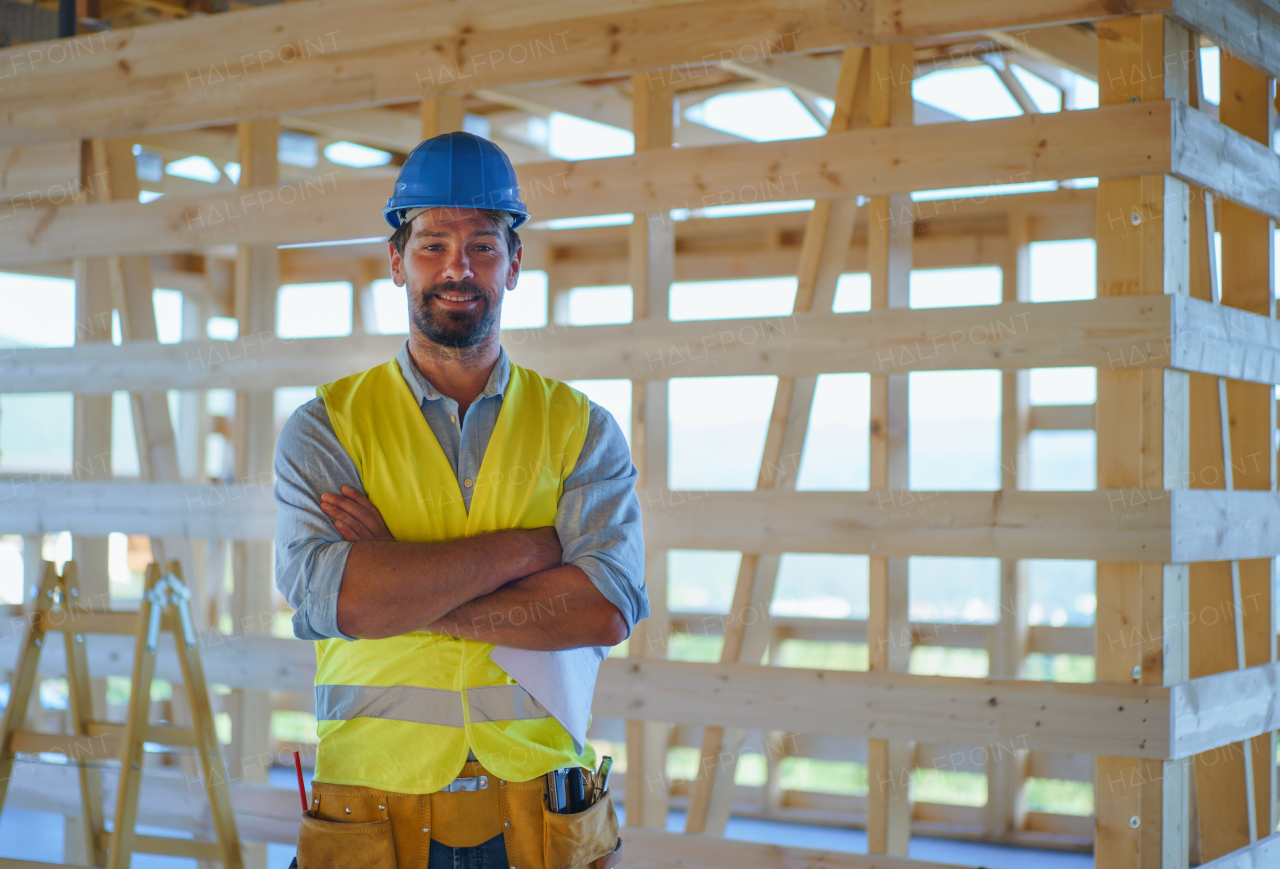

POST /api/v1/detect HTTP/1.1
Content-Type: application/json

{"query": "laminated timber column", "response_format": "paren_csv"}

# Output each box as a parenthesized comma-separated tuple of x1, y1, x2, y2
(228, 120, 279, 857)
(625, 70, 675, 830)
(422, 95, 465, 139)
(988, 211, 1032, 841)
(89, 139, 195, 583)
(66, 181, 112, 866)
(866, 40, 913, 858)
(1093, 14, 1191, 869)
(683, 45, 868, 838)
(1189, 50, 1277, 858)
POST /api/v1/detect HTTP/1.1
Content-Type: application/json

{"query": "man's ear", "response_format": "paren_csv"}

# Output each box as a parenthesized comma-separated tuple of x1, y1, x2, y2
(388, 240, 406, 287)
(505, 243, 523, 292)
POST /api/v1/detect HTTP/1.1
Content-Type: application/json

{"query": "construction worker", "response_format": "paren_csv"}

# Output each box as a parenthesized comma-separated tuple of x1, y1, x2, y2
(274, 131, 645, 868)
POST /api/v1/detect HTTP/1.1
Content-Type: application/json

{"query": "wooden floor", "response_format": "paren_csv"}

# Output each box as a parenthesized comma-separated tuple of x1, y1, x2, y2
(0, 769, 1093, 869)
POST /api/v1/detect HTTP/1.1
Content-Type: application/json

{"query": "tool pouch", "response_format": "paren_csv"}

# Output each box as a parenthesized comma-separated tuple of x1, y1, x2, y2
(543, 788, 620, 869)
(297, 798, 397, 869)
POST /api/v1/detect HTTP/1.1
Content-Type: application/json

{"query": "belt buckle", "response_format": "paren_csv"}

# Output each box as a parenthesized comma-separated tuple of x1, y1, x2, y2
(444, 775, 488, 793)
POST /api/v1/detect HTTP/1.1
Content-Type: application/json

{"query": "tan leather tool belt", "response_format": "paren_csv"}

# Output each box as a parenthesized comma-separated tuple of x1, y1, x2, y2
(296, 761, 621, 869)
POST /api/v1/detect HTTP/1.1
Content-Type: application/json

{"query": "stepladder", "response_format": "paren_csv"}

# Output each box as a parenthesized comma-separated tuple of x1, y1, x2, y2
(0, 560, 243, 868)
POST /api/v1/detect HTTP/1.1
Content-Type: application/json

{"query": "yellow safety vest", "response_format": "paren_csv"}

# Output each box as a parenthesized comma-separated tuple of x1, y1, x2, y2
(312, 357, 593, 793)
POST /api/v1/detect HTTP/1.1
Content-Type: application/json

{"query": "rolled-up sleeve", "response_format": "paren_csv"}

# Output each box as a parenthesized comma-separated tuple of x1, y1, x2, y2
(273, 397, 363, 641)
(556, 401, 648, 637)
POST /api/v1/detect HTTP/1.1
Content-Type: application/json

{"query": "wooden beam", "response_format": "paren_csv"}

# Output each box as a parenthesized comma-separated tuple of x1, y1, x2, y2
(1169, 0, 1280, 82)
(0, 0, 1195, 147)
(0, 101, 1180, 264)
(421, 96, 464, 138)
(6, 481, 1278, 563)
(985, 25, 1098, 80)
(1171, 661, 1280, 760)
(625, 68, 675, 833)
(685, 45, 865, 838)
(602, 658, 1171, 758)
(618, 825, 983, 868)
(865, 38, 915, 860)
(0, 141, 83, 203)
(15, 627, 1280, 761)
(1196, 832, 1280, 869)
(1093, 13, 1193, 868)
(1170, 99, 1280, 226)
(8, 99, 1274, 264)
(640, 488, 1280, 563)
(227, 121, 278, 869)
(7, 293, 1278, 394)
(1029, 404, 1094, 430)
(1191, 47, 1278, 859)
(990, 209, 1031, 842)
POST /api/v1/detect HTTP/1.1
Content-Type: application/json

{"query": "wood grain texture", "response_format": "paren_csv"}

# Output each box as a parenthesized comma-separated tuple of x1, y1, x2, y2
(0, 0, 1194, 147)
(24, 294, 1280, 395)
(0, 103, 1170, 264)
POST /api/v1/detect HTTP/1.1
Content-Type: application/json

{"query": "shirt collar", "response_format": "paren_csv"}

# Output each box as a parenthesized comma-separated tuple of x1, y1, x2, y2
(396, 341, 510, 407)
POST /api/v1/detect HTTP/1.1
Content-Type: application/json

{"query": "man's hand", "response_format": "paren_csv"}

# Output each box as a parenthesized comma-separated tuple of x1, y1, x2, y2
(321, 486, 394, 541)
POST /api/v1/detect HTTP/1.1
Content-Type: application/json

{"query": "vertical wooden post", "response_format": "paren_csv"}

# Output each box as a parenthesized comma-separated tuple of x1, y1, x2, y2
(422, 95, 465, 139)
(1093, 14, 1191, 869)
(684, 45, 866, 838)
(91, 139, 194, 573)
(625, 69, 675, 830)
(228, 119, 280, 869)
(1190, 50, 1277, 858)
(866, 40, 914, 859)
(68, 247, 112, 865)
(988, 210, 1031, 841)
(353, 258, 383, 336)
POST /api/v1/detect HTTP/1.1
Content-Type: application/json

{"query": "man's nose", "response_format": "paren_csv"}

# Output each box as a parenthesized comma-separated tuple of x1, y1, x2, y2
(440, 248, 475, 282)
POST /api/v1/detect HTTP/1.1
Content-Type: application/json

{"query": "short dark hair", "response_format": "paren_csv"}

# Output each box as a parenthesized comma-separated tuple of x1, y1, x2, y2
(389, 208, 521, 259)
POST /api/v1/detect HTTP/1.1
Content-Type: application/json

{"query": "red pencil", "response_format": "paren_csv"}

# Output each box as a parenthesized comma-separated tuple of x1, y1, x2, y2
(294, 750, 307, 812)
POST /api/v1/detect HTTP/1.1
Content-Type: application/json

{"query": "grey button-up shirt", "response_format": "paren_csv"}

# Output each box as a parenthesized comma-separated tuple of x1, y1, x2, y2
(274, 342, 648, 642)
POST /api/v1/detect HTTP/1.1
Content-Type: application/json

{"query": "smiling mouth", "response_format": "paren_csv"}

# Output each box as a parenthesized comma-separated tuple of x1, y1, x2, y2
(436, 293, 480, 302)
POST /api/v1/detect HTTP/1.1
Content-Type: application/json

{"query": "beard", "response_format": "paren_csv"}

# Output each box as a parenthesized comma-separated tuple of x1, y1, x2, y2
(410, 279, 499, 348)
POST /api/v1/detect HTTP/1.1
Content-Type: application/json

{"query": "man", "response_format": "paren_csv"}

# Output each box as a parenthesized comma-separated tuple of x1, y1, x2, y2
(274, 131, 645, 868)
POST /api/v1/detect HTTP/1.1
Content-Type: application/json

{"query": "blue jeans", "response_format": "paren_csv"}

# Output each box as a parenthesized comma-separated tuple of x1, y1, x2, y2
(290, 834, 509, 869)
(426, 834, 509, 869)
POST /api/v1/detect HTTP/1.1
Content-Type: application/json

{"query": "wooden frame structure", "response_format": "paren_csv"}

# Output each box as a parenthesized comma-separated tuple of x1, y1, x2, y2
(0, 1, 1278, 866)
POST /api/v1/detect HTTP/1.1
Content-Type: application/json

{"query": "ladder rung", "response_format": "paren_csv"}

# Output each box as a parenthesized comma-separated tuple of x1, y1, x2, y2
(37, 610, 141, 635)
(10, 732, 112, 759)
(95, 832, 222, 860)
(11, 725, 198, 757)
(88, 721, 200, 748)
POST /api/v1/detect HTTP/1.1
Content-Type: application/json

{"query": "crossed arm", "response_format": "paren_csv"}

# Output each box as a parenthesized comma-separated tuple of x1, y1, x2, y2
(326, 487, 628, 650)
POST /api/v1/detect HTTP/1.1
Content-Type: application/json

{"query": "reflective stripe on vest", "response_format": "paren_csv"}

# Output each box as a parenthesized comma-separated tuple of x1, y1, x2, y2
(316, 683, 553, 727)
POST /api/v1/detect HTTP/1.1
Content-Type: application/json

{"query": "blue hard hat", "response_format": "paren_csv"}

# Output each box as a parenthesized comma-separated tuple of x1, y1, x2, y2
(384, 132, 529, 230)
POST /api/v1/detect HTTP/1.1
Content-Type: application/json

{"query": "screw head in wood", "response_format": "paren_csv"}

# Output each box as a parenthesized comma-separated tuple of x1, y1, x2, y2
(1129, 815, 1140, 828)
(1132, 665, 1142, 680)
(1130, 212, 1141, 226)
(33, 638, 41, 647)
